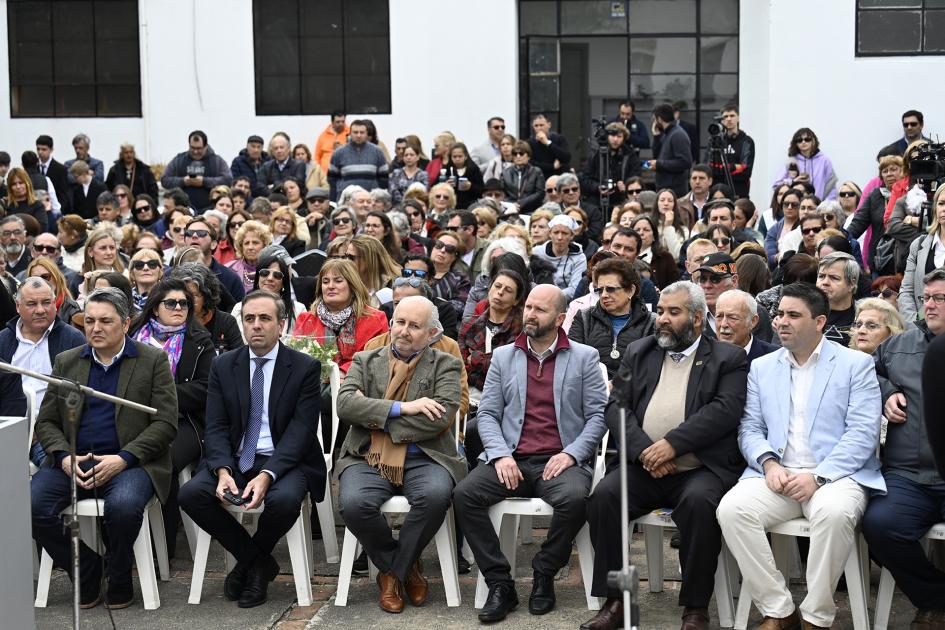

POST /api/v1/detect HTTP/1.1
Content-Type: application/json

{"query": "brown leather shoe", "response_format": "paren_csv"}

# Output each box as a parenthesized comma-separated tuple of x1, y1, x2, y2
(912, 609, 945, 630)
(404, 560, 428, 607)
(580, 597, 624, 630)
(376, 571, 404, 614)
(754, 611, 801, 630)
(800, 621, 829, 630)
(681, 607, 710, 630)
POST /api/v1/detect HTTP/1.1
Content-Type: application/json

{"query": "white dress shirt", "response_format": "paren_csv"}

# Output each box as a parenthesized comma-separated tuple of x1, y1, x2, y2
(12, 319, 55, 407)
(781, 335, 825, 469)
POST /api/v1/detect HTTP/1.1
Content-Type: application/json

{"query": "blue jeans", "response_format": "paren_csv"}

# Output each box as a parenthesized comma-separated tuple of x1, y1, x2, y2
(862, 473, 945, 609)
(31, 464, 154, 586)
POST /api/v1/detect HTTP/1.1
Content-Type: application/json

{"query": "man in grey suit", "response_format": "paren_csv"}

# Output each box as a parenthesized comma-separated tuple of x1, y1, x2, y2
(336, 296, 465, 614)
(453, 284, 609, 622)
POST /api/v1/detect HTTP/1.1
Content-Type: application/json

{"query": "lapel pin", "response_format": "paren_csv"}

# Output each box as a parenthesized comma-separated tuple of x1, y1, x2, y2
(695, 360, 703, 366)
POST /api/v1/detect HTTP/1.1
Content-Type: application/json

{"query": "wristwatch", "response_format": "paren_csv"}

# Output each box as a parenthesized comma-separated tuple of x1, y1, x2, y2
(815, 475, 829, 486)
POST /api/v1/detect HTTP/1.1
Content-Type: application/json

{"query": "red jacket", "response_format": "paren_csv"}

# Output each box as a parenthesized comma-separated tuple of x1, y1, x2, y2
(883, 177, 909, 226)
(214, 239, 237, 266)
(292, 308, 389, 374)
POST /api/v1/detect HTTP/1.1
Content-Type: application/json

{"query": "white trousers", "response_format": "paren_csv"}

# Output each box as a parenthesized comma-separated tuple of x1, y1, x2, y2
(717, 475, 867, 627)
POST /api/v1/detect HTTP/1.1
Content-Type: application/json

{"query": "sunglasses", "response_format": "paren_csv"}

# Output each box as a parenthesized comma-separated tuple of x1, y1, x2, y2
(434, 194, 451, 200)
(781, 201, 800, 209)
(545, 188, 556, 193)
(838, 191, 857, 198)
(133, 205, 152, 214)
(257, 269, 285, 280)
(33, 273, 52, 281)
(801, 227, 822, 235)
(407, 211, 424, 218)
(185, 229, 210, 238)
(116, 193, 128, 198)
(132, 259, 161, 270)
(491, 125, 506, 130)
(712, 237, 732, 246)
(393, 277, 425, 289)
(512, 151, 528, 156)
(171, 226, 185, 234)
(33, 244, 59, 254)
(796, 136, 814, 143)
(594, 285, 626, 295)
(560, 186, 579, 194)
(433, 240, 458, 255)
(342, 253, 358, 261)
(160, 298, 189, 310)
(697, 274, 731, 285)
(333, 217, 352, 226)
(626, 188, 642, 195)
(871, 288, 897, 299)
(903, 121, 920, 128)
(228, 221, 246, 230)
(571, 218, 584, 225)
(402, 268, 429, 279)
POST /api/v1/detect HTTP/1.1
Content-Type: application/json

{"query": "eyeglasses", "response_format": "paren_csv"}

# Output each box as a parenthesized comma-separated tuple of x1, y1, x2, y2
(626, 188, 643, 195)
(333, 217, 352, 226)
(801, 227, 823, 235)
(407, 211, 423, 218)
(594, 285, 626, 295)
(922, 293, 945, 305)
(393, 277, 425, 289)
(697, 274, 731, 285)
(185, 229, 210, 239)
(402, 268, 429, 279)
(903, 121, 920, 128)
(852, 320, 884, 331)
(512, 151, 528, 156)
(545, 188, 556, 193)
(433, 240, 459, 255)
(132, 259, 161, 270)
(434, 194, 451, 200)
(491, 125, 506, 130)
(171, 226, 185, 234)
(1, 229, 24, 238)
(257, 269, 285, 280)
(116, 193, 128, 198)
(228, 221, 246, 230)
(712, 237, 732, 246)
(838, 191, 858, 198)
(796, 136, 813, 143)
(560, 186, 579, 194)
(781, 201, 800, 209)
(32, 244, 59, 254)
(160, 298, 189, 310)
(871, 288, 898, 299)
(33, 273, 52, 281)
(133, 205, 152, 214)
(820, 213, 837, 221)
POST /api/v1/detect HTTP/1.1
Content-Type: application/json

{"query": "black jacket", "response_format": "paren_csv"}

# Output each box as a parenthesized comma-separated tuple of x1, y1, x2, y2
(704, 130, 755, 198)
(442, 161, 485, 210)
(652, 122, 693, 197)
(569, 301, 656, 379)
(105, 158, 159, 199)
(611, 115, 650, 150)
(500, 164, 545, 213)
(580, 143, 642, 206)
(279, 237, 306, 258)
(70, 179, 109, 221)
(230, 149, 270, 198)
(847, 187, 888, 268)
(528, 132, 572, 178)
(607, 334, 748, 488)
(258, 158, 307, 192)
(203, 343, 326, 500)
(204, 308, 244, 356)
(43, 159, 71, 214)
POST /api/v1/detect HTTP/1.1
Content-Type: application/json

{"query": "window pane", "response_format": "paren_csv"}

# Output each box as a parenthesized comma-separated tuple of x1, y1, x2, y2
(699, 73, 738, 109)
(529, 39, 559, 74)
(53, 2, 94, 84)
(301, 75, 343, 114)
(859, 0, 920, 7)
(8, 1, 53, 83)
(925, 10, 945, 51)
(12, 85, 54, 117)
(520, 0, 557, 36)
(97, 84, 140, 116)
(56, 85, 96, 116)
(701, 0, 738, 34)
(857, 10, 921, 53)
(258, 76, 301, 115)
(629, 0, 696, 34)
(629, 74, 696, 112)
(560, 1, 627, 35)
(700, 36, 738, 73)
(630, 38, 696, 74)
(529, 76, 559, 112)
(345, 74, 390, 113)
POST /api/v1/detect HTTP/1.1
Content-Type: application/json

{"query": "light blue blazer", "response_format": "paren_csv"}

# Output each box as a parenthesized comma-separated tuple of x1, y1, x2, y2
(476, 338, 608, 469)
(737, 338, 886, 494)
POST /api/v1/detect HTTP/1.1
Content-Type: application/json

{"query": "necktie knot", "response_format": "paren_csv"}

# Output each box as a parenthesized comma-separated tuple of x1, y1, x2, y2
(670, 352, 685, 364)
(253, 357, 268, 369)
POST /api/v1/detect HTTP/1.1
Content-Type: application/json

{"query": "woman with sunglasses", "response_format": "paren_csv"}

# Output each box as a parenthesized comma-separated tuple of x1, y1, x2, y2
(26, 257, 81, 325)
(226, 219, 273, 294)
(129, 277, 213, 558)
(773, 127, 838, 200)
(214, 208, 251, 266)
(869, 275, 902, 309)
(269, 206, 306, 257)
(128, 247, 165, 309)
(428, 182, 457, 222)
(130, 193, 166, 238)
(569, 257, 654, 380)
(328, 206, 357, 245)
(482, 133, 516, 182)
(112, 184, 134, 223)
(764, 188, 803, 267)
(705, 223, 735, 256)
(429, 230, 471, 318)
(630, 214, 679, 289)
(230, 249, 305, 340)
(500, 140, 545, 214)
(388, 143, 429, 205)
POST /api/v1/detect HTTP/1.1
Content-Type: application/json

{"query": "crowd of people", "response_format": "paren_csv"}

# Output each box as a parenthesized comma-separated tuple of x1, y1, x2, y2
(1, 104, 944, 630)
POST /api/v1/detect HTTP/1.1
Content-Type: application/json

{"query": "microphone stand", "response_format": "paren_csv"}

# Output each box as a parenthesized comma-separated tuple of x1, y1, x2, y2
(0, 361, 156, 630)
(606, 407, 640, 630)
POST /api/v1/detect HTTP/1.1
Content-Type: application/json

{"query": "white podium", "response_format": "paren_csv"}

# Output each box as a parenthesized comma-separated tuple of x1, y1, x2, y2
(0, 416, 35, 629)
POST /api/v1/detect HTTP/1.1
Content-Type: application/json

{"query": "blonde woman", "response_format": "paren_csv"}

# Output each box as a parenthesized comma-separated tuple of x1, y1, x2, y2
(269, 206, 306, 257)
(225, 220, 273, 293)
(425, 131, 457, 185)
(128, 247, 165, 309)
(428, 182, 457, 221)
(71, 225, 124, 302)
(345, 234, 401, 307)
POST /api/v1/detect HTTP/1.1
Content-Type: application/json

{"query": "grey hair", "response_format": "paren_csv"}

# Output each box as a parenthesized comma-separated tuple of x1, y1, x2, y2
(556, 173, 579, 190)
(0, 215, 26, 229)
(369, 188, 392, 204)
(537, 201, 561, 214)
(923, 268, 945, 286)
(15, 277, 55, 301)
(329, 206, 357, 223)
(35, 189, 50, 202)
(86, 287, 131, 321)
(818, 251, 859, 288)
(395, 295, 442, 334)
(481, 237, 528, 277)
(204, 209, 228, 226)
(717, 288, 758, 318)
(387, 210, 410, 239)
(72, 133, 91, 147)
(817, 200, 846, 226)
(393, 277, 435, 300)
(119, 142, 135, 153)
(338, 185, 368, 207)
(661, 280, 708, 318)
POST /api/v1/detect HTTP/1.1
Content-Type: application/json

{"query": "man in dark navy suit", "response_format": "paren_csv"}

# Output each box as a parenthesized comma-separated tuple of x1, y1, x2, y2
(179, 290, 325, 608)
(714, 289, 777, 365)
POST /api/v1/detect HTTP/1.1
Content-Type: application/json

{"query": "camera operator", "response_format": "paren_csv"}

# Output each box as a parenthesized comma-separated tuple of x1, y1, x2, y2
(704, 104, 755, 199)
(580, 122, 642, 207)
(611, 100, 650, 151)
(645, 104, 692, 198)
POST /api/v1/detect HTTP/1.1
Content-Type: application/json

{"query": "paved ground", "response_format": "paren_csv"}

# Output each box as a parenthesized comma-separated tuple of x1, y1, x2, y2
(34, 520, 923, 630)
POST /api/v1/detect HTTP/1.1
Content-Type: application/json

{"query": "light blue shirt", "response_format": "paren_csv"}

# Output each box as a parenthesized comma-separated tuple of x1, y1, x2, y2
(241, 344, 279, 459)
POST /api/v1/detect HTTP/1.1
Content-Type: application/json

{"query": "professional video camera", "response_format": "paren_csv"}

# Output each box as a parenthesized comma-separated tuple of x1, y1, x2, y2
(706, 113, 725, 138)
(909, 141, 945, 228)
(591, 115, 610, 146)
(705, 114, 734, 190)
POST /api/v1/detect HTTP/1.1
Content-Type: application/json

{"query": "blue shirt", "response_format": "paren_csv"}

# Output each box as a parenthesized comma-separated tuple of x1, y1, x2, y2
(387, 345, 425, 456)
(609, 313, 631, 337)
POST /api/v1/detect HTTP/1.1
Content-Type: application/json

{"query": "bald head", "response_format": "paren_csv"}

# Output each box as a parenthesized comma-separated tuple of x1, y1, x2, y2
(391, 295, 440, 355)
(523, 284, 567, 343)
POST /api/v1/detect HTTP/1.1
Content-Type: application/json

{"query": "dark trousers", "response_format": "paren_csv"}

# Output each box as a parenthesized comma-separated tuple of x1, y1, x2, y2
(588, 464, 726, 606)
(164, 419, 202, 557)
(338, 457, 454, 582)
(453, 455, 591, 586)
(178, 454, 308, 565)
(862, 473, 945, 609)
(463, 415, 484, 468)
(31, 464, 154, 586)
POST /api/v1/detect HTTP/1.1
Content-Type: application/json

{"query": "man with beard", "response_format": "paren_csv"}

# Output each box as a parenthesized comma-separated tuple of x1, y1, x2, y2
(1, 215, 31, 276)
(582, 281, 747, 630)
(454, 284, 608, 622)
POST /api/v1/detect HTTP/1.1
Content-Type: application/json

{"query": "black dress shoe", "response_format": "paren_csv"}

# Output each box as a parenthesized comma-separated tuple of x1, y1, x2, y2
(580, 597, 624, 630)
(238, 554, 280, 609)
(224, 562, 251, 601)
(528, 571, 555, 615)
(352, 549, 369, 575)
(105, 578, 134, 610)
(457, 555, 471, 574)
(670, 531, 681, 549)
(79, 563, 103, 609)
(478, 582, 519, 623)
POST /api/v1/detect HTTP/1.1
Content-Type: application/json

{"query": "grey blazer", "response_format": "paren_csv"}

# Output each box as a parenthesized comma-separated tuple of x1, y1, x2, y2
(476, 337, 608, 469)
(899, 233, 935, 323)
(335, 345, 467, 483)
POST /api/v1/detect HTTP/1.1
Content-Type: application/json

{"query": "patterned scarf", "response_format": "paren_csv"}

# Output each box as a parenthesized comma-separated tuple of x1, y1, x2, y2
(134, 318, 187, 375)
(366, 347, 426, 485)
(316, 301, 357, 348)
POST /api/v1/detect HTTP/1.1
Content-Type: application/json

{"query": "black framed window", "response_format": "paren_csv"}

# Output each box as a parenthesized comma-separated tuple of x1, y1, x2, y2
(253, 0, 391, 115)
(7, 0, 141, 117)
(856, 0, 945, 56)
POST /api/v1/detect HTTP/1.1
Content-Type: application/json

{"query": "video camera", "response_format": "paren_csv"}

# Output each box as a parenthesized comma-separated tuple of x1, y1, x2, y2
(706, 114, 725, 138)
(591, 115, 610, 146)
(910, 141, 945, 228)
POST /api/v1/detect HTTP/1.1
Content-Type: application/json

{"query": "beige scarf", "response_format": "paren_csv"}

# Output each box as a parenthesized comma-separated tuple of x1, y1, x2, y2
(366, 347, 426, 485)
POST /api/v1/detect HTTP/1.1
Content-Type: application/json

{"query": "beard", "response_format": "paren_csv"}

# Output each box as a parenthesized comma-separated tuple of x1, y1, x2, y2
(525, 319, 556, 340)
(3, 241, 23, 258)
(656, 316, 698, 351)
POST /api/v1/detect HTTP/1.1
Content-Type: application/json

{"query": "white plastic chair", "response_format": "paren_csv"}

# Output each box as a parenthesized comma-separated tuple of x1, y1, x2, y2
(473, 430, 610, 611)
(312, 362, 341, 564)
(631, 508, 738, 628)
(178, 464, 199, 560)
(872, 523, 945, 630)
(188, 495, 315, 605)
(732, 518, 871, 630)
(35, 497, 169, 609)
